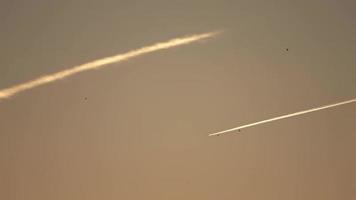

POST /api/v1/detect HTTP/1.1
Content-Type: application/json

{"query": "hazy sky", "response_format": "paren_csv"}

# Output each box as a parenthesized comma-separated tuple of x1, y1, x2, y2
(1, 0, 355, 199)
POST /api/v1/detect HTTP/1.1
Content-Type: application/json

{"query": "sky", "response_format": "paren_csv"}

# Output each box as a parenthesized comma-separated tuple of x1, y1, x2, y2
(1, 0, 355, 199)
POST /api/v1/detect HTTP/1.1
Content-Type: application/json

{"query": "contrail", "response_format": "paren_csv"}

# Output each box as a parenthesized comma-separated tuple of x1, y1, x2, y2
(0, 31, 221, 100)
(209, 98, 356, 136)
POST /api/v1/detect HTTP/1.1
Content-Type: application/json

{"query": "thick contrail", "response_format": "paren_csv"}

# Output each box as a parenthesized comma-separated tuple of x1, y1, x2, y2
(209, 98, 356, 136)
(0, 31, 221, 100)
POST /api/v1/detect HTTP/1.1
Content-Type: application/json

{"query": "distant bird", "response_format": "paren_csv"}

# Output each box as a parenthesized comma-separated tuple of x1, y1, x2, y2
(286, 48, 289, 51)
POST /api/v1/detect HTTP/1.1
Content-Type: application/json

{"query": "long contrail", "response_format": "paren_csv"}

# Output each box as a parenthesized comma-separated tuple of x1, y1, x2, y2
(209, 98, 356, 136)
(0, 31, 221, 100)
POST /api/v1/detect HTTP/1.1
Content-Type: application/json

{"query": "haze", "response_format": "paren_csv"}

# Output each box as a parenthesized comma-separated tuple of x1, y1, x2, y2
(1, 1, 355, 199)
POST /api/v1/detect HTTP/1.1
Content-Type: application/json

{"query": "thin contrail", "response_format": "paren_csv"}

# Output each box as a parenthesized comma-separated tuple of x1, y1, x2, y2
(0, 31, 221, 100)
(209, 98, 356, 136)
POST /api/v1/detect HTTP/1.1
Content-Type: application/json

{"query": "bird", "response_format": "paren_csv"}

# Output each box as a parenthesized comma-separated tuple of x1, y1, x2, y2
(286, 48, 289, 51)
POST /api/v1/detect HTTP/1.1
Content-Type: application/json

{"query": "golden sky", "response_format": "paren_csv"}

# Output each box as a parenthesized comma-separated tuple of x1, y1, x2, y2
(1, 1, 355, 199)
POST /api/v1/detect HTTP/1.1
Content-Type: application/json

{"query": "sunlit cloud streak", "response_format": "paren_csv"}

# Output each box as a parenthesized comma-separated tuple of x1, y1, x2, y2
(209, 98, 356, 136)
(0, 31, 221, 101)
